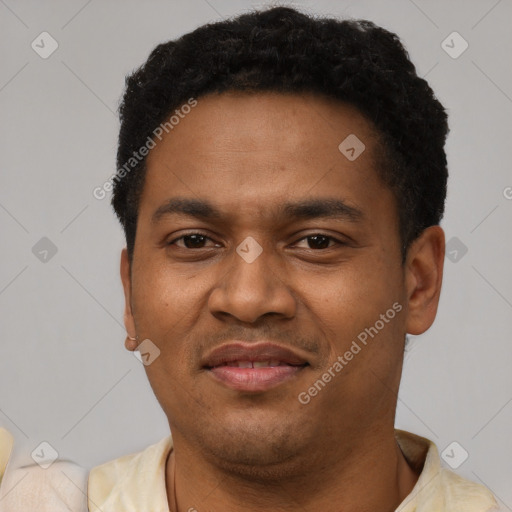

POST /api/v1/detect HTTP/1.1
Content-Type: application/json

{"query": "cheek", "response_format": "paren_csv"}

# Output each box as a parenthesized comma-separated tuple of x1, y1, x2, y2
(132, 266, 200, 399)
(130, 261, 203, 352)
(307, 256, 403, 350)
(130, 261, 222, 384)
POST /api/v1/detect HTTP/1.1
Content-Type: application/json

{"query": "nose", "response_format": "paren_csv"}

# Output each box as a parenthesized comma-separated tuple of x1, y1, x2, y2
(208, 240, 296, 324)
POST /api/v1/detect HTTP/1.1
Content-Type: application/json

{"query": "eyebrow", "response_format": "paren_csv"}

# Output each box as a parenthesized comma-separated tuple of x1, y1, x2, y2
(151, 197, 364, 224)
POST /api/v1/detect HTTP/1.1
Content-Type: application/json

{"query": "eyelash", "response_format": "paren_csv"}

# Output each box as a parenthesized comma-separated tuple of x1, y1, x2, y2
(167, 231, 344, 250)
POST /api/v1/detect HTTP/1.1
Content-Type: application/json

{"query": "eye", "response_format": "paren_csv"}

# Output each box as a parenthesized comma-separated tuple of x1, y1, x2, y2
(294, 234, 342, 250)
(168, 232, 220, 249)
(167, 232, 344, 251)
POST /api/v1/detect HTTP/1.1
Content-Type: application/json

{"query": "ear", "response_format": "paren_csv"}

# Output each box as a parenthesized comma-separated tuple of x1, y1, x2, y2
(120, 248, 137, 350)
(404, 226, 445, 335)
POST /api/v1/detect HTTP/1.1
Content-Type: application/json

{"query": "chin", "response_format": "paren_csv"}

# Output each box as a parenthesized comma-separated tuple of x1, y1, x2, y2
(195, 414, 312, 478)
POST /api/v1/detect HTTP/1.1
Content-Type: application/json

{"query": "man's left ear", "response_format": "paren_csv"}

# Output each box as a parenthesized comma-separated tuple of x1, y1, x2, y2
(121, 248, 138, 351)
(404, 226, 445, 335)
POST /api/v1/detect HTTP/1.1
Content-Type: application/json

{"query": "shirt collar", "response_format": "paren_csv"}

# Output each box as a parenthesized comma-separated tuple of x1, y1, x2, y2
(394, 429, 497, 511)
(0, 428, 14, 487)
(88, 429, 497, 512)
(88, 435, 172, 512)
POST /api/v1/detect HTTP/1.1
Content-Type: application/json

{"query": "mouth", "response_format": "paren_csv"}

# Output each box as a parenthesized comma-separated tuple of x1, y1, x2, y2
(202, 343, 310, 392)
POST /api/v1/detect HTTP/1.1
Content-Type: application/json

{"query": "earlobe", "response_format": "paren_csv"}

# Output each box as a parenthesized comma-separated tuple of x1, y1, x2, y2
(125, 335, 138, 351)
(404, 226, 445, 336)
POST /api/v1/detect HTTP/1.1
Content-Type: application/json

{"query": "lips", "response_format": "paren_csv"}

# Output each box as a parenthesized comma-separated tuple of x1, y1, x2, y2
(215, 360, 292, 368)
(202, 342, 309, 392)
(202, 342, 309, 369)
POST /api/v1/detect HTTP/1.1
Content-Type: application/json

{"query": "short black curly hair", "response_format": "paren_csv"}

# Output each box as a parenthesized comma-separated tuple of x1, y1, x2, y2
(112, 5, 448, 263)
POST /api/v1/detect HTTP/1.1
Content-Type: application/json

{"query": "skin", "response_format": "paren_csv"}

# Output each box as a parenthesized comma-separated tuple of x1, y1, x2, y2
(120, 91, 445, 512)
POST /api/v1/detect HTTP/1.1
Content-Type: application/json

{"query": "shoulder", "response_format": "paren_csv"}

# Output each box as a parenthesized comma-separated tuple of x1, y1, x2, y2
(89, 435, 172, 483)
(0, 427, 88, 512)
(0, 428, 14, 485)
(395, 429, 501, 512)
(88, 435, 173, 511)
(438, 467, 500, 511)
(0, 459, 88, 512)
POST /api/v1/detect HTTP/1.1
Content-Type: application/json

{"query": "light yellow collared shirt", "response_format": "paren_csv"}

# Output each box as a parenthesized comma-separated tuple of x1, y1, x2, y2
(88, 429, 501, 512)
(0, 428, 14, 488)
(0, 427, 89, 512)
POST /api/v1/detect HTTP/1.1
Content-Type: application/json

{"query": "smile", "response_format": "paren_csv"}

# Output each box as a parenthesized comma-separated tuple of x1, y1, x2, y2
(202, 342, 310, 392)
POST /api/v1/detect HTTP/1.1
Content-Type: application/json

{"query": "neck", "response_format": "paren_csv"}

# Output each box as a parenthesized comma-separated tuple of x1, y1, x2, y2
(165, 427, 420, 512)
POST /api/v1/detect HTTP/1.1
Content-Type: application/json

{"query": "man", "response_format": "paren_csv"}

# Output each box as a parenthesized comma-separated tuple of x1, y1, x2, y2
(0, 6, 502, 512)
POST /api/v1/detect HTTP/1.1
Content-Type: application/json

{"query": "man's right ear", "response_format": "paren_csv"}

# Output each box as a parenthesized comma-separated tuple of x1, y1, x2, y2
(120, 248, 137, 351)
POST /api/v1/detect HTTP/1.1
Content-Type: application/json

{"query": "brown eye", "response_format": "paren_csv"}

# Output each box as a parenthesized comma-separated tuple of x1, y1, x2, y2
(169, 232, 219, 249)
(295, 234, 340, 250)
(181, 234, 207, 248)
(306, 235, 331, 249)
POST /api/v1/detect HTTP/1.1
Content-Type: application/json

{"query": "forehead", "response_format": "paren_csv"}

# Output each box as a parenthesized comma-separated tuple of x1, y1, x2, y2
(148, 91, 379, 158)
(140, 91, 390, 223)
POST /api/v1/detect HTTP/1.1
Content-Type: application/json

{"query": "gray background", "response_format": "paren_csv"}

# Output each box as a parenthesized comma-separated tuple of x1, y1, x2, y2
(1, 0, 511, 507)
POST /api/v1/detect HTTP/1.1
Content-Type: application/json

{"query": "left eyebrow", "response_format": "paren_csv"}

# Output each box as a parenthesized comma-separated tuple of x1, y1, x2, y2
(151, 198, 223, 224)
(150, 197, 364, 224)
(281, 198, 364, 223)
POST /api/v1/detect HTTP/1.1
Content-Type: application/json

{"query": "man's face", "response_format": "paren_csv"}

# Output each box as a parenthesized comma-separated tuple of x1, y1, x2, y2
(121, 92, 434, 475)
